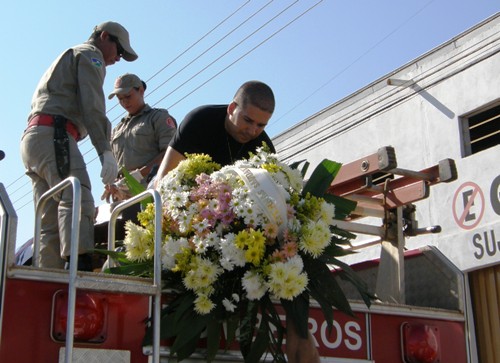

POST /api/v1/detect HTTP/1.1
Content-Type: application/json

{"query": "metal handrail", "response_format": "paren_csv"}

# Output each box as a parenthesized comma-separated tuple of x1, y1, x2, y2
(30, 177, 81, 363)
(0, 182, 19, 347)
(32, 177, 81, 269)
(106, 190, 163, 363)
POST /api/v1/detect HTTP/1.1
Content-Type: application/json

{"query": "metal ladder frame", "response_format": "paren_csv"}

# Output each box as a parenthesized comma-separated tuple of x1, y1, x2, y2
(328, 146, 458, 303)
(3, 177, 162, 363)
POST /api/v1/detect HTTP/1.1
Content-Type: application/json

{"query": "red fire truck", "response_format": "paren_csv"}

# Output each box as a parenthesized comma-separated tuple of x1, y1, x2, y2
(0, 146, 472, 362)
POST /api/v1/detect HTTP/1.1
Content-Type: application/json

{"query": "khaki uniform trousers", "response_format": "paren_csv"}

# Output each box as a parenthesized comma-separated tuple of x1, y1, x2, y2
(20, 125, 95, 268)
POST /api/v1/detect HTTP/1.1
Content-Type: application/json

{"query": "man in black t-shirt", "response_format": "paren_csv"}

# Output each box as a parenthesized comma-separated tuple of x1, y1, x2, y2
(155, 80, 276, 182)
(154, 80, 320, 363)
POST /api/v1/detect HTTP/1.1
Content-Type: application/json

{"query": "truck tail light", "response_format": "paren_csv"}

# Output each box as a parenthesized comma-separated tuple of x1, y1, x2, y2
(51, 290, 108, 343)
(401, 322, 440, 363)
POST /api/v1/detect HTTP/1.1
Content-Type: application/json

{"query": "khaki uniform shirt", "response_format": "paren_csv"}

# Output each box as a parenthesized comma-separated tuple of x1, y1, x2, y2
(111, 104, 176, 172)
(28, 42, 111, 155)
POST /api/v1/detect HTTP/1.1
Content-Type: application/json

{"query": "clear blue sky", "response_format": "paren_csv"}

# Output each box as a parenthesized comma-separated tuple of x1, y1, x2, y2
(1, 0, 498, 249)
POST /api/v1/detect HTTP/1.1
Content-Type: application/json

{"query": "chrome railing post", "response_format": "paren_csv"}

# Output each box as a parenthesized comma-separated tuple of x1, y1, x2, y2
(106, 190, 162, 363)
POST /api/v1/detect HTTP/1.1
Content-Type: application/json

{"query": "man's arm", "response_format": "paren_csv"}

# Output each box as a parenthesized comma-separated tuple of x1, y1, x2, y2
(138, 150, 166, 179)
(286, 315, 320, 363)
(154, 146, 186, 187)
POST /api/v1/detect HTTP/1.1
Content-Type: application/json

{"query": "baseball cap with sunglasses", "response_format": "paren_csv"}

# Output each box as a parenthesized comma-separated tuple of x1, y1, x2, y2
(93, 21, 138, 61)
(109, 35, 125, 57)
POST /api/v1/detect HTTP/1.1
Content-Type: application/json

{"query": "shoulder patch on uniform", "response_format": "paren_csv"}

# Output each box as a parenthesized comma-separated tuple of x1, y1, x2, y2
(91, 58, 103, 68)
(166, 116, 177, 128)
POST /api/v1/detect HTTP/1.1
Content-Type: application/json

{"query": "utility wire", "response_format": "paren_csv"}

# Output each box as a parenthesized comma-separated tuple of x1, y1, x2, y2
(164, 1, 323, 110)
(268, 0, 436, 130)
(145, 0, 253, 85)
(153, 0, 303, 107)
(8, 1, 291, 208)
(8, 1, 252, 206)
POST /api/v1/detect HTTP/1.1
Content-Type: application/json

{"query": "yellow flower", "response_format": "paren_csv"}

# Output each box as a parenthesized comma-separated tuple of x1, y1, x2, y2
(123, 220, 153, 262)
(250, 229, 266, 249)
(234, 230, 250, 249)
(183, 256, 221, 290)
(299, 219, 331, 257)
(194, 294, 215, 315)
(245, 246, 263, 266)
(172, 247, 194, 273)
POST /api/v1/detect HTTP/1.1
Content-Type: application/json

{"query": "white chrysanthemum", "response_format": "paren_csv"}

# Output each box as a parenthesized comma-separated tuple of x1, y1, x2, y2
(183, 256, 221, 291)
(177, 210, 194, 233)
(286, 255, 304, 272)
(161, 236, 189, 270)
(287, 216, 302, 233)
(242, 270, 267, 300)
(267, 259, 308, 300)
(320, 200, 336, 225)
(218, 233, 246, 270)
(167, 190, 190, 209)
(204, 231, 220, 248)
(193, 231, 221, 255)
(222, 298, 237, 312)
(193, 218, 210, 234)
(269, 170, 292, 192)
(285, 166, 304, 191)
(299, 219, 331, 257)
(123, 220, 153, 262)
(192, 235, 207, 254)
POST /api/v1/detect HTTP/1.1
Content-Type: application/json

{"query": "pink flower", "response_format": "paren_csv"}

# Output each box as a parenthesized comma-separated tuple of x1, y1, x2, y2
(281, 241, 298, 258)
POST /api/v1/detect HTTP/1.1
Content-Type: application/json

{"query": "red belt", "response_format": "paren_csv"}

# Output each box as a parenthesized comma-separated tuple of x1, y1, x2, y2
(27, 114, 81, 141)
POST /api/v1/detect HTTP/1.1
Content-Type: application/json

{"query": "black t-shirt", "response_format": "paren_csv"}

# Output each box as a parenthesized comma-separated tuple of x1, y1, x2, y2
(170, 105, 276, 166)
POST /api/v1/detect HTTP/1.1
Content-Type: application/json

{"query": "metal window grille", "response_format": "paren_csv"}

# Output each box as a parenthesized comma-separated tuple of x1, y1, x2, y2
(461, 103, 500, 157)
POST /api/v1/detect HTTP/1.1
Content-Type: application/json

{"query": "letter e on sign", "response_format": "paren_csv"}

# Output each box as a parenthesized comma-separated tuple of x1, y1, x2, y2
(453, 182, 485, 230)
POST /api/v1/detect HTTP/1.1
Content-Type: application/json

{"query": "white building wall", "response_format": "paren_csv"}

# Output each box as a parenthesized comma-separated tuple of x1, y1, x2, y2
(273, 13, 500, 271)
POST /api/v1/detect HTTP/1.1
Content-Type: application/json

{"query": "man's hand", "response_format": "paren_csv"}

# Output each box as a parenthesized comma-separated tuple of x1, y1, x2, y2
(100, 183, 132, 203)
(100, 150, 118, 185)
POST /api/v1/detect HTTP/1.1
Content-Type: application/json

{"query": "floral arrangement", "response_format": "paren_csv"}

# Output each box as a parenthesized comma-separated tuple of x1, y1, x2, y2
(109, 145, 373, 362)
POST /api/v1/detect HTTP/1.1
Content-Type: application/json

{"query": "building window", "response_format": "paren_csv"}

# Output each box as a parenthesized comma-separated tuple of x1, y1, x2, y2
(461, 103, 500, 157)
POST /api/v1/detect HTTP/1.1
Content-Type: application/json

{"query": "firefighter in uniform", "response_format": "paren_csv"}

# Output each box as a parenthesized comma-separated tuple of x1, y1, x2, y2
(20, 21, 138, 270)
(101, 73, 177, 202)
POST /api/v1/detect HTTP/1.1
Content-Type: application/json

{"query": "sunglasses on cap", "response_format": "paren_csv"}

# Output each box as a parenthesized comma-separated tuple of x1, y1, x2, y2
(109, 35, 125, 57)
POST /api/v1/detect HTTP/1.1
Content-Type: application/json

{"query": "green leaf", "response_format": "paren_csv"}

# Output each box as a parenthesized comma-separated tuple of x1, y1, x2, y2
(239, 301, 259, 359)
(245, 309, 270, 363)
(322, 243, 356, 258)
(94, 248, 154, 276)
(289, 159, 309, 178)
(206, 318, 221, 362)
(322, 193, 357, 219)
(121, 166, 152, 208)
(262, 297, 286, 361)
(330, 225, 357, 241)
(302, 159, 342, 197)
(329, 258, 376, 307)
(281, 293, 310, 338)
(170, 311, 209, 355)
(303, 256, 354, 317)
(225, 313, 239, 349)
(175, 333, 203, 362)
(107, 262, 153, 277)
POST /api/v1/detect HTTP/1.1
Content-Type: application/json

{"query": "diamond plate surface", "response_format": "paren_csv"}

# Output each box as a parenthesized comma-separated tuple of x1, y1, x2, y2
(58, 348, 130, 363)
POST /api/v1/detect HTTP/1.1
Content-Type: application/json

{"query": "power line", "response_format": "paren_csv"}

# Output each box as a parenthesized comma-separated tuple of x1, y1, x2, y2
(269, 0, 436, 130)
(145, 0, 253, 86)
(153, 0, 304, 108)
(165, 1, 324, 110)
